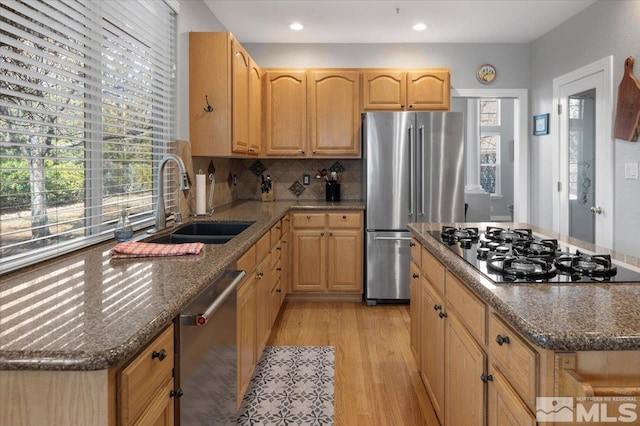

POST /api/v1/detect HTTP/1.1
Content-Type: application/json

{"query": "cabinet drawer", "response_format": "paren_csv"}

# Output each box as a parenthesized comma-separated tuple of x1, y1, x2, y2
(489, 313, 537, 408)
(119, 325, 174, 425)
(271, 258, 282, 285)
(270, 242, 282, 267)
(237, 245, 256, 274)
(327, 213, 362, 228)
(410, 238, 421, 267)
(422, 247, 444, 295)
(445, 271, 485, 344)
(292, 213, 325, 228)
(282, 214, 290, 235)
(256, 231, 271, 263)
(270, 220, 282, 248)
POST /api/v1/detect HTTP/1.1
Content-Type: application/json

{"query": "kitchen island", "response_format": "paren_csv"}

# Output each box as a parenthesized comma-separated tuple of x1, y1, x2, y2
(0, 199, 364, 425)
(408, 222, 640, 424)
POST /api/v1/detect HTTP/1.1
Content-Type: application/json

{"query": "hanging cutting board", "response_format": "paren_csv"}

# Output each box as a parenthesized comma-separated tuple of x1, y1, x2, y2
(614, 57, 640, 141)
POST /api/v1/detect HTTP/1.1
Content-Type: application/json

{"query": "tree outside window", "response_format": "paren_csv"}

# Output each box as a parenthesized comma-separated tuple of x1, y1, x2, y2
(479, 99, 501, 195)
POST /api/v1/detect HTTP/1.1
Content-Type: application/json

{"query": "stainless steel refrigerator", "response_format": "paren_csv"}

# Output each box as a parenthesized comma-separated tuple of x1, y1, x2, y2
(363, 112, 465, 304)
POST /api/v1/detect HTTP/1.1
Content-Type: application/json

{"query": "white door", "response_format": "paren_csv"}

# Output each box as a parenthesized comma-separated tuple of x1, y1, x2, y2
(553, 57, 614, 248)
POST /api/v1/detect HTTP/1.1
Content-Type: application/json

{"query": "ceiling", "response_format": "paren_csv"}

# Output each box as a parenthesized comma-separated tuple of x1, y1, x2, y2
(203, 0, 597, 44)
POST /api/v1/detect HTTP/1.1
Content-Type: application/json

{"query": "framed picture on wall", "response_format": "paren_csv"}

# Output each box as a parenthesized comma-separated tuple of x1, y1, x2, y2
(533, 113, 549, 136)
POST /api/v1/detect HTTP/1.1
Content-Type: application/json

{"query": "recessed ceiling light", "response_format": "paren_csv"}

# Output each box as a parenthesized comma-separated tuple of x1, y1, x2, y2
(413, 23, 428, 31)
(289, 22, 304, 31)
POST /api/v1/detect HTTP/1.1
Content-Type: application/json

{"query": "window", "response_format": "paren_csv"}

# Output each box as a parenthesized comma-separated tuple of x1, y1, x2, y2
(0, 0, 177, 274)
(479, 99, 501, 195)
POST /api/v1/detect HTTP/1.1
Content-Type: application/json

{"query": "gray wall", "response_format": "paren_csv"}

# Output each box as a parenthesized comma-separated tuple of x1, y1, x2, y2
(529, 0, 640, 255)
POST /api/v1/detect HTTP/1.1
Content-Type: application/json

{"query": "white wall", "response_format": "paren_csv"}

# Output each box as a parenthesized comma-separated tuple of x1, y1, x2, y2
(529, 0, 640, 255)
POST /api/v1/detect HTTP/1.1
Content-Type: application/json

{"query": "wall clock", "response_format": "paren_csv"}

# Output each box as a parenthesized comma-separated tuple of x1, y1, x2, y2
(477, 64, 497, 85)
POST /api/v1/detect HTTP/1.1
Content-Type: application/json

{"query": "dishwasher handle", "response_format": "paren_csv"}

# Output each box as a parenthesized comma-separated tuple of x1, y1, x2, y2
(187, 270, 246, 326)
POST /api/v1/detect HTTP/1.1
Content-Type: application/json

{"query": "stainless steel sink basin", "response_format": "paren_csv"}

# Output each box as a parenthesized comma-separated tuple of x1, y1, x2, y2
(147, 221, 254, 244)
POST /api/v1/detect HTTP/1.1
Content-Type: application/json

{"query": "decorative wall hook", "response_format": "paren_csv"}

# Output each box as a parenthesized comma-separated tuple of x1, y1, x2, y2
(203, 95, 213, 113)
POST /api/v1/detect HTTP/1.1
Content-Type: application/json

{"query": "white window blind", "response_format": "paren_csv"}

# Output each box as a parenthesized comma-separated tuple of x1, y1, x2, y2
(0, 0, 177, 274)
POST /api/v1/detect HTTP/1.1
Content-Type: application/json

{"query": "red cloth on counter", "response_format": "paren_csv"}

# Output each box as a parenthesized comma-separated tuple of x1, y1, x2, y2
(110, 241, 204, 258)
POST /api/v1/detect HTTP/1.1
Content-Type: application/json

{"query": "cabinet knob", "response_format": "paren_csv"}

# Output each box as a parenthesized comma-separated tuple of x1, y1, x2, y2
(329, 232, 333, 236)
(170, 388, 184, 398)
(276, 246, 281, 251)
(433, 304, 442, 311)
(277, 289, 282, 293)
(412, 273, 419, 279)
(306, 215, 311, 219)
(400, 104, 405, 108)
(282, 240, 287, 244)
(320, 232, 325, 236)
(438, 311, 447, 319)
(256, 272, 264, 279)
(409, 105, 414, 108)
(409, 242, 415, 247)
(276, 226, 281, 230)
(151, 349, 167, 361)
(276, 267, 282, 271)
(480, 374, 494, 383)
(285, 218, 290, 222)
(301, 150, 305, 154)
(342, 215, 347, 219)
(496, 335, 510, 346)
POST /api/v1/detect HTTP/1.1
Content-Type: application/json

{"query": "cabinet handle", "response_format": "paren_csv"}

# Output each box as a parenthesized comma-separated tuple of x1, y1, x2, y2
(480, 374, 494, 383)
(170, 388, 184, 398)
(152, 349, 167, 361)
(496, 335, 510, 346)
(276, 267, 282, 271)
(433, 304, 442, 311)
(400, 104, 405, 108)
(342, 215, 347, 219)
(276, 246, 281, 250)
(285, 218, 290, 222)
(321, 232, 325, 236)
(276, 226, 281, 230)
(409, 105, 414, 108)
(277, 289, 282, 293)
(438, 311, 447, 319)
(256, 272, 264, 279)
(412, 273, 419, 279)
(329, 232, 333, 236)
(409, 242, 415, 247)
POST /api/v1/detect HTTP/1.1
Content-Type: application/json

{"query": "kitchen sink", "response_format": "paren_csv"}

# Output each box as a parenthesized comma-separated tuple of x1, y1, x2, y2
(147, 221, 255, 245)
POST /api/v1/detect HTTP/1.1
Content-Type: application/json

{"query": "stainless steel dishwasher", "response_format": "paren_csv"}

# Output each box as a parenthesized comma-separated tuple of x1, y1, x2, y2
(177, 269, 246, 425)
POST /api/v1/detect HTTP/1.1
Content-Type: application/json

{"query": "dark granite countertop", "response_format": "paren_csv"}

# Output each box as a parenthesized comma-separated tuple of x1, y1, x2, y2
(408, 222, 640, 352)
(0, 200, 364, 371)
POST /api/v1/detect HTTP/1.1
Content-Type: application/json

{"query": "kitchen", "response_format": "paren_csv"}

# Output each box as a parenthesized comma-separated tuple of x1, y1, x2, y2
(2, 0, 640, 425)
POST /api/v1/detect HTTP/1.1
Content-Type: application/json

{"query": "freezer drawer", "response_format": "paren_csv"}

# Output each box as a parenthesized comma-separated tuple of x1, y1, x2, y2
(365, 231, 412, 304)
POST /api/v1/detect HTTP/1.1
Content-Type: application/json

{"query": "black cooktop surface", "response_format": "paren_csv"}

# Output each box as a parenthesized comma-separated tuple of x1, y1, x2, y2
(431, 226, 640, 284)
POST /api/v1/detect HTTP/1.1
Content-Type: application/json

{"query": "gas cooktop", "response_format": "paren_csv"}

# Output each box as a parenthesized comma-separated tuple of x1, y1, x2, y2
(431, 226, 640, 284)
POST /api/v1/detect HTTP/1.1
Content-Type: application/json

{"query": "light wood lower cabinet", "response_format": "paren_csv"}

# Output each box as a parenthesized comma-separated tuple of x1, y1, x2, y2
(420, 275, 445, 424)
(444, 313, 485, 426)
(119, 325, 175, 426)
(290, 212, 363, 295)
(409, 261, 421, 362)
(237, 264, 257, 405)
(488, 366, 536, 426)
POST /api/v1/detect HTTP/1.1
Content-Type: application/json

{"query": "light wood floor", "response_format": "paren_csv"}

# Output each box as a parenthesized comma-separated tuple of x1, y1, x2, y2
(267, 301, 439, 426)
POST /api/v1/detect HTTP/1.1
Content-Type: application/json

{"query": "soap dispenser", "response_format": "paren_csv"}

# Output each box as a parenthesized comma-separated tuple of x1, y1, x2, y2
(114, 208, 133, 242)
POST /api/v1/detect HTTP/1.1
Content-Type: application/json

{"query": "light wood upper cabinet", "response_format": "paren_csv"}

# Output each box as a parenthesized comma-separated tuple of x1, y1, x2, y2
(406, 69, 450, 111)
(308, 70, 361, 157)
(363, 69, 450, 111)
(189, 32, 259, 157)
(362, 70, 407, 110)
(264, 70, 307, 156)
(248, 59, 262, 155)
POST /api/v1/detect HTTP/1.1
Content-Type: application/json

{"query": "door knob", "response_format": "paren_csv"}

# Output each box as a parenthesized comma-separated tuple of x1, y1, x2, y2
(590, 206, 603, 214)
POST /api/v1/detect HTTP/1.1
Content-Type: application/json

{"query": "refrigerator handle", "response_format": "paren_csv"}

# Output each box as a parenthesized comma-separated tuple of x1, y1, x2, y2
(409, 125, 415, 216)
(419, 125, 425, 216)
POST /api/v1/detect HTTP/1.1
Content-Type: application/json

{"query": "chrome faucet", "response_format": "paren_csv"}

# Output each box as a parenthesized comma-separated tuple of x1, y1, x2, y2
(154, 154, 190, 232)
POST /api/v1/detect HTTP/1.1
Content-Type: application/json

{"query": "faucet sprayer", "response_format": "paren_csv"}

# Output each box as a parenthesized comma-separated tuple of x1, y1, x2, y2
(153, 154, 190, 232)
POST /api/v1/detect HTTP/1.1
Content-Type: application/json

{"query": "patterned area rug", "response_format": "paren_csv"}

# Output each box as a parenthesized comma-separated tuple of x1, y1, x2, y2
(237, 346, 335, 425)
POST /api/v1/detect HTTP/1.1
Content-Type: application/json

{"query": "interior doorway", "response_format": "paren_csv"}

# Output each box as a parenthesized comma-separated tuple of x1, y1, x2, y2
(452, 89, 529, 224)
(552, 56, 614, 249)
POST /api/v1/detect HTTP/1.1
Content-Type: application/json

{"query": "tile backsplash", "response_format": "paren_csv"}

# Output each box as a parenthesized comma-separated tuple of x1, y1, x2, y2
(187, 157, 362, 213)
(235, 159, 362, 201)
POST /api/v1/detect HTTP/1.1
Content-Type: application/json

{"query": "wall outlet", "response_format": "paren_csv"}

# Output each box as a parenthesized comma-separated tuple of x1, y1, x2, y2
(303, 174, 310, 185)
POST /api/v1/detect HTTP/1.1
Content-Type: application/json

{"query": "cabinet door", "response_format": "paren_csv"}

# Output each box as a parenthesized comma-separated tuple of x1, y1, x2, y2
(362, 70, 406, 110)
(237, 275, 256, 403)
(406, 69, 450, 111)
(409, 261, 421, 362)
(133, 379, 174, 426)
(488, 366, 536, 426)
(420, 276, 445, 424)
(327, 229, 362, 292)
(232, 40, 250, 153)
(445, 313, 486, 426)
(265, 71, 307, 156)
(291, 229, 326, 291)
(248, 59, 262, 155)
(255, 255, 271, 356)
(308, 70, 361, 157)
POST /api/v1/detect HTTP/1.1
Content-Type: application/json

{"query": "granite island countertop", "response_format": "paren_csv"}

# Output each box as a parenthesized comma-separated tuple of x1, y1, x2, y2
(0, 200, 364, 371)
(408, 222, 640, 352)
